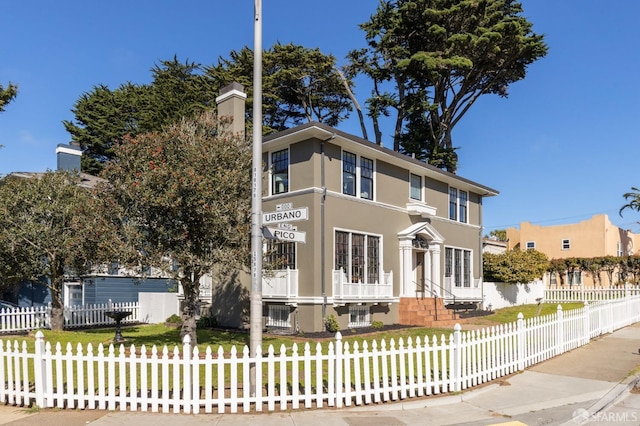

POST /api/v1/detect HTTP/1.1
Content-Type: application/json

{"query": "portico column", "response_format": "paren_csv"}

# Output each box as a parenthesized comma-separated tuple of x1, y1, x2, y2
(431, 245, 441, 296)
(399, 239, 413, 296)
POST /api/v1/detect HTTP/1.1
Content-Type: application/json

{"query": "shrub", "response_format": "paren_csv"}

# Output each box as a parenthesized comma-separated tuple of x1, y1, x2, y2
(324, 314, 340, 332)
(165, 314, 182, 324)
(197, 316, 218, 328)
(371, 320, 384, 330)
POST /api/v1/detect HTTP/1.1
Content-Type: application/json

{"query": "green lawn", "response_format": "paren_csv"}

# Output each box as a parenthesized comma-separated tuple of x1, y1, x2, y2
(2, 302, 584, 354)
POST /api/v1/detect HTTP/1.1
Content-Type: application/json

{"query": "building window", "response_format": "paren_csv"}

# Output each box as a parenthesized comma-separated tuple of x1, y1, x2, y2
(526, 241, 536, 250)
(349, 306, 371, 328)
(617, 242, 623, 257)
(108, 261, 119, 275)
(562, 239, 571, 250)
(449, 187, 468, 223)
(342, 151, 356, 196)
(343, 151, 374, 200)
(567, 271, 582, 286)
(265, 239, 296, 269)
(445, 247, 472, 288)
(335, 230, 381, 284)
(459, 190, 468, 223)
(410, 173, 422, 200)
(449, 187, 458, 220)
(271, 149, 289, 195)
(266, 305, 291, 328)
(360, 157, 374, 200)
(550, 271, 557, 286)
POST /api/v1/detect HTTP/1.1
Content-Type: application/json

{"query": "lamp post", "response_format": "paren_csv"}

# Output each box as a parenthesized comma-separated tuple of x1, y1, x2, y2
(249, 0, 263, 395)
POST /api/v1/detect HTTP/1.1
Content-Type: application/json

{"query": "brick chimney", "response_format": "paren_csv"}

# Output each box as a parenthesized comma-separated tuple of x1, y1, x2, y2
(56, 143, 82, 172)
(215, 82, 247, 135)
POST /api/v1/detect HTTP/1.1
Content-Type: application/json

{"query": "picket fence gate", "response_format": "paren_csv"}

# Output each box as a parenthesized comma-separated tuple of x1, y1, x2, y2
(1, 296, 639, 414)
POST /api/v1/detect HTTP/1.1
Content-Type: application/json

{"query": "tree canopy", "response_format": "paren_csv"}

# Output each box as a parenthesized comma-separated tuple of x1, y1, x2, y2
(65, 46, 354, 173)
(101, 111, 252, 344)
(64, 57, 215, 174)
(0, 171, 121, 330)
(0, 82, 17, 113)
(346, 0, 547, 172)
(620, 187, 640, 218)
(207, 43, 353, 134)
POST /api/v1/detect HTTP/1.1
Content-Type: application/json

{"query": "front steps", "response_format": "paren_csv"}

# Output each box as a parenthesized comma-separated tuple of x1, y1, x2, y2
(399, 297, 460, 327)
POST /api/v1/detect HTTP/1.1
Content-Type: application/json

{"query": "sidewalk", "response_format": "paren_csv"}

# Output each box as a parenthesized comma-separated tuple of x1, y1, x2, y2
(2, 322, 640, 426)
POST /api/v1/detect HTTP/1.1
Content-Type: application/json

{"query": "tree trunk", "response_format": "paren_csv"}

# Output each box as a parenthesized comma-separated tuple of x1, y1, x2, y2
(49, 307, 64, 331)
(180, 277, 200, 345)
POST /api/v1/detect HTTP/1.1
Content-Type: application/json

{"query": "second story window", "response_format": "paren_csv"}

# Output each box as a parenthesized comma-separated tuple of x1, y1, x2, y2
(410, 173, 422, 200)
(449, 186, 468, 223)
(526, 241, 536, 250)
(342, 152, 356, 196)
(342, 151, 374, 200)
(271, 149, 289, 195)
(360, 157, 373, 200)
(562, 239, 571, 250)
(449, 187, 458, 220)
(459, 190, 468, 223)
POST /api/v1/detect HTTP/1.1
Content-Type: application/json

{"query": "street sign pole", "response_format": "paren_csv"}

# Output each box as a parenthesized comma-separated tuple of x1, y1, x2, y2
(250, 0, 262, 397)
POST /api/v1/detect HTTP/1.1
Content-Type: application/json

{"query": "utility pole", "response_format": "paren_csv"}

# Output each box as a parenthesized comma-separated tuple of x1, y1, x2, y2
(249, 0, 263, 395)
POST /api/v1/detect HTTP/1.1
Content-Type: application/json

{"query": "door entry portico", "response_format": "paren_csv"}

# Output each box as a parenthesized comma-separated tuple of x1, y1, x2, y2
(398, 222, 444, 298)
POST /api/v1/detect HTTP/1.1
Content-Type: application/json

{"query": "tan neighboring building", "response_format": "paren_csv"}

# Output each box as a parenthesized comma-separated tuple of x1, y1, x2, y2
(505, 214, 640, 288)
(208, 84, 499, 333)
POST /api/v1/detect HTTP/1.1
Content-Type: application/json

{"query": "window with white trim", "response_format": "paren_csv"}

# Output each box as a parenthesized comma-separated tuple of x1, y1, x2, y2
(567, 271, 582, 286)
(349, 306, 371, 328)
(526, 241, 536, 250)
(265, 240, 296, 269)
(410, 173, 422, 200)
(449, 187, 468, 223)
(342, 151, 374, 200)
(550, 271, 557, 286)
(335, 230, 381, 284)
(271, 148, 289, 195)
(562, 239, 570, 250)
(445, 247, 472, 288)
(266, 305, 291, 328)
(617, 242, 623, 257)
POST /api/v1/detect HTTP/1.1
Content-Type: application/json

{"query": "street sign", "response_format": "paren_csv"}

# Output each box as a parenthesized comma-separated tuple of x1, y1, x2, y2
(262, 207, 308, 224)
(263, 227, 306, 243)
(276, 202, 293, 211)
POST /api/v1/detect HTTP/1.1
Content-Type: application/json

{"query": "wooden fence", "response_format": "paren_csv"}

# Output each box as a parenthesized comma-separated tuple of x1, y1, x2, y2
(0, 302, 140, 333)
(1, 296, 639, 414)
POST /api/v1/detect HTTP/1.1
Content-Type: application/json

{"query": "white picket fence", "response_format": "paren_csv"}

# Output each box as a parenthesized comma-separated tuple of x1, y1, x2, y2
(545, 287, 640, 303)
(0, 302, 140, 333)
(1, 296, 639, 414)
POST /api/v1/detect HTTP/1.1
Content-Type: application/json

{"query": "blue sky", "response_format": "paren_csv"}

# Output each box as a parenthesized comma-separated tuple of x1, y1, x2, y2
(1, 1, 638, 233)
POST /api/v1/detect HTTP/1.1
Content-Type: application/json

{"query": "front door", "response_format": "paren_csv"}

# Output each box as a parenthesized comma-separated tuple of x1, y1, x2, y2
(413, 251, 426, 297)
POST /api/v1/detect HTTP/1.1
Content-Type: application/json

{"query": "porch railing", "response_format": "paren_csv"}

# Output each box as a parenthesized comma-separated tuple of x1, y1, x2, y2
(332, 270, 393, 301)
(262, 269, 299, 298)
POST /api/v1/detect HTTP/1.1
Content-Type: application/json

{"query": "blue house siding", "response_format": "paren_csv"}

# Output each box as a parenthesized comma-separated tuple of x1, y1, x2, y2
(83, 276, 175, 304)
(17, 281, 51, 307)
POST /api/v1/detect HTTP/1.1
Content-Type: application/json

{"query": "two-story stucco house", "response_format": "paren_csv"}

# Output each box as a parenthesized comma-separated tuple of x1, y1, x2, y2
(207, 83, 499, 333)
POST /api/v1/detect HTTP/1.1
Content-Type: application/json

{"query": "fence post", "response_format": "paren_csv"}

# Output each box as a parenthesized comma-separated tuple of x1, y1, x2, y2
(556, 305, 564, 356)
(452, 324, 461, 392)
(182, 335, 192, 414)
(517, 313, 525, 371)
(335, 332, 343, 408)
(583, 302, 590, 345)
(33, 331, 47, 408)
